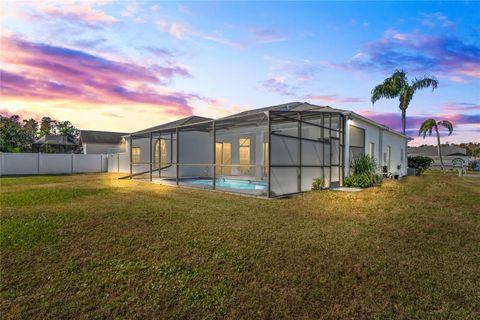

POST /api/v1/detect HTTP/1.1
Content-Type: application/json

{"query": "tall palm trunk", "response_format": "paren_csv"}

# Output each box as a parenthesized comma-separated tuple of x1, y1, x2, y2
(435, 124, 445, 173)
(401, 109, 406, 135)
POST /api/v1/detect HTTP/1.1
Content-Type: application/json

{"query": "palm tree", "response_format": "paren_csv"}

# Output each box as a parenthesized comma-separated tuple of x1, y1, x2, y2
(418, 119, 453, 173)
(371, 70, 438, 135)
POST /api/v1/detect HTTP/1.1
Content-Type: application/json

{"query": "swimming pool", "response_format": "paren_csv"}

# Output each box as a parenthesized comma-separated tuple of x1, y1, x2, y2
(181, 178, 267, 190)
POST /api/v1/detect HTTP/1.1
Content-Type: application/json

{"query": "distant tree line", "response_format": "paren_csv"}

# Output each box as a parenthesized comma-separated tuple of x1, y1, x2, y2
(0, 115, 79, 152)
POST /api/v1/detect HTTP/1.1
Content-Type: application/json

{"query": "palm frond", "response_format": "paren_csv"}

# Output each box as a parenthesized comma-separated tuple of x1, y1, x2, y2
(371, 84, 400, 103)
(412, 76, 438, 91)
(418, 118, 437, 138)
(371, 70, 408, 104)
(438, 120, 453, 135)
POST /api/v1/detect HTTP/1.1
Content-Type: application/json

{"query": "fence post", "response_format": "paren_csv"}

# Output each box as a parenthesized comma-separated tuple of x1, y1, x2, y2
(37, 152, 41, 175)
(71, 153, 74, 174)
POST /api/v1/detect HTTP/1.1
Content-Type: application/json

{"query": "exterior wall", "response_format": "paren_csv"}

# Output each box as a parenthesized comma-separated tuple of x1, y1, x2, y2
(344, 117, 407, 177)
(0, 152, 108, 176)
(381, 130, 407, 176)
(83, 142, 125, 154)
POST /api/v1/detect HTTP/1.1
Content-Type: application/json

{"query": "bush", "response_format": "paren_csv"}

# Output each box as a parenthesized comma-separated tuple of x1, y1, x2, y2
(408, 156, 433, 175)
(351, 155, 376, 176)
(468, 160, 479, 171)
(345, 155, 382, 188)
(311, 177, 324, 191)
(344, 173, 371, 188)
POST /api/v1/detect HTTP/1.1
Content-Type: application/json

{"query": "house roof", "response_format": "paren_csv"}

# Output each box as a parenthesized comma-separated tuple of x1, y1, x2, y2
(132, 116, 213, 136)
(33, 135, 77, 146)
(80, 130, 128, 144)
(130, 102, 407, 139)
(408, 145, 467, 157)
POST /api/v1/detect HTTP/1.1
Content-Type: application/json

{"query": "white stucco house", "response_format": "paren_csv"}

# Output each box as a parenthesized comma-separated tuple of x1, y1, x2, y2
(79, 130, 128, 154)
(121, 102, 409, 198)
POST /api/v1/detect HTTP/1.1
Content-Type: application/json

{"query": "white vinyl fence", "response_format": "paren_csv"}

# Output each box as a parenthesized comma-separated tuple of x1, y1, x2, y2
(107, 153, 130, 173)
(0, 152, 108, 176)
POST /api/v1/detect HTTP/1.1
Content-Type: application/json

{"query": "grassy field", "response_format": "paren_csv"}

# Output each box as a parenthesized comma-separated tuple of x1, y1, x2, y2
(1, 173, 479, 319)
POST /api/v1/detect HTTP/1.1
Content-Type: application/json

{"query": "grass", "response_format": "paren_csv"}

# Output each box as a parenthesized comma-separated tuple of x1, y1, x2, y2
(1, 172, 479, 319)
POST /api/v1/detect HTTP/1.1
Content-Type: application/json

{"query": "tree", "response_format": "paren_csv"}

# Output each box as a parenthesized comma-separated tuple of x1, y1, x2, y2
(0, 115, 33, 152)
(22, 118, 39, 144)
(371, 70, 438, 135)
(39, 117, 57, 137)
(418, 119, 453, 173)
(56, 121, 79, 141)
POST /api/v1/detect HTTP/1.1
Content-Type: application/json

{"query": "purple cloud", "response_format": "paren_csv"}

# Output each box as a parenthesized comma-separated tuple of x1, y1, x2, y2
(0, 35, 201, 116)
(359, 110, 480, 138)
(329, 30, 480, 80)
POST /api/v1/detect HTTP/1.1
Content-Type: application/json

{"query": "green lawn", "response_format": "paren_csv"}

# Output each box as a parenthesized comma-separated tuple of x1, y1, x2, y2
(1, 173, 479, 319)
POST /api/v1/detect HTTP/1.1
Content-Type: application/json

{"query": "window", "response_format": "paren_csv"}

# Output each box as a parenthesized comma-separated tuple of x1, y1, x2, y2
(132, 147, 141, 163)
(239, 138, 251, 174)
(262, 142, 269, 176)
(369, 142, 375, 159)
(154, 139, 168, 168)
(400, 148, 404, 163)
(349, 125, 365, 160)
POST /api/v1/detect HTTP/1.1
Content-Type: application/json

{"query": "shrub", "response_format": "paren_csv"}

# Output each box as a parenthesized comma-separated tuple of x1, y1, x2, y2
(468, 160, 479, 171)
(345, 173, 371, 188)
(408, 156, 433, 175)
(311, 177, 324, 191)
(345, 155, 382, 188)
(351, 155, 376, 176)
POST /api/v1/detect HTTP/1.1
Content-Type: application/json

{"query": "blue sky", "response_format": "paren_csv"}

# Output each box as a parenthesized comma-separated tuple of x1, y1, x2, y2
(1, 1, 479, 145)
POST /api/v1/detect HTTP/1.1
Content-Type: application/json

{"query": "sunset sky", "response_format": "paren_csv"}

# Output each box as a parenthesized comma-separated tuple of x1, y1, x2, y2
(1, 1, 478, 145)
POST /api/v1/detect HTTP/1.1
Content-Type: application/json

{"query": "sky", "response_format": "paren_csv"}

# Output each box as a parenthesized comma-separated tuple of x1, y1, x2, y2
(0, 1, 479, 146)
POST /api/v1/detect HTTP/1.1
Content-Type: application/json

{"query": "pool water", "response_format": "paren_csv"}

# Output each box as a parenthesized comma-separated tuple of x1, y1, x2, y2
(181, 178, 267, 190)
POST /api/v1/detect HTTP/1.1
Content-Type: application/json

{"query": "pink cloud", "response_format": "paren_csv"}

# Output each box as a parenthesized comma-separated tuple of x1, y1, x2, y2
(0, 35, 199, 117)
(307, 95, 363, 104)
(441, 102, 480, 112)
(0, 108, 44, 122)
(170, 23, 189, 39)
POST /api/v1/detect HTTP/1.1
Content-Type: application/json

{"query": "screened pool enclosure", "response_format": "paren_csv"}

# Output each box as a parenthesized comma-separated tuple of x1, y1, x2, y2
(128, 103, 345, 198)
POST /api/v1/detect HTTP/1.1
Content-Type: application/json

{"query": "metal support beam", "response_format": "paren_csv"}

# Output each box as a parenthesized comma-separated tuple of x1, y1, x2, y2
(129, 135, 133, 179)
(212, 121, 216, 190)
(321, 114, 325, 184)
(175, 127, 179, 185)
(298, 112, 302, 192)
(267, 111, 271, 198)
(341, 115, 346, 186)
(158, 134, 161, 177)
(149, 132, 153, 182)
(329, 113, 332, 186)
